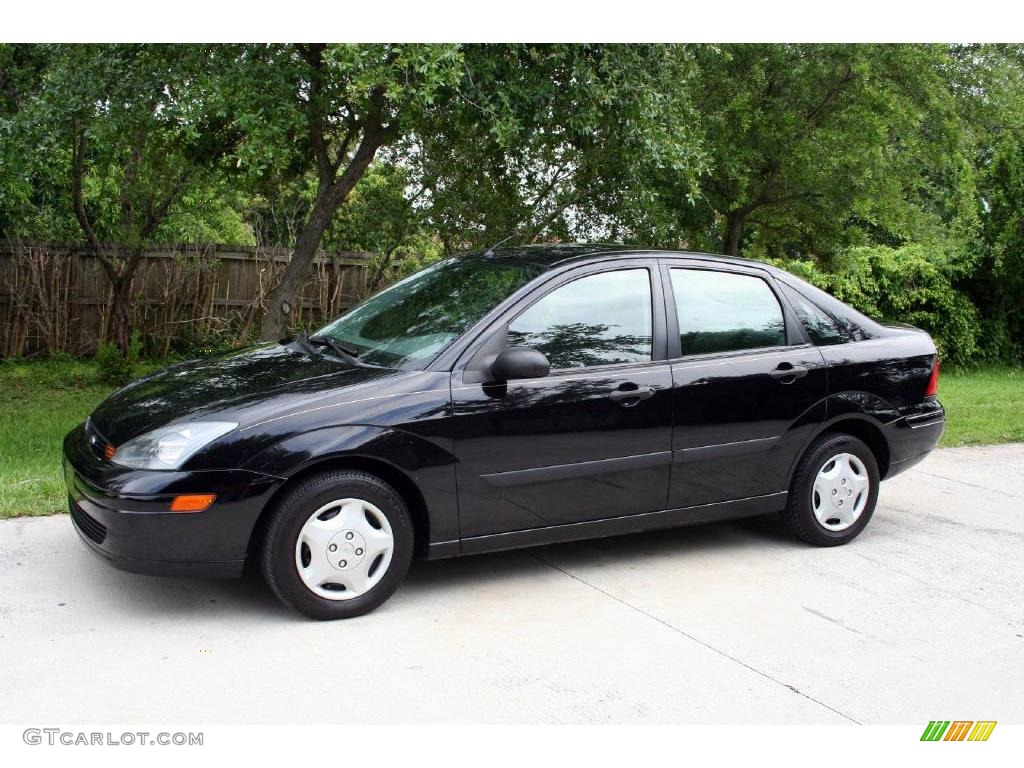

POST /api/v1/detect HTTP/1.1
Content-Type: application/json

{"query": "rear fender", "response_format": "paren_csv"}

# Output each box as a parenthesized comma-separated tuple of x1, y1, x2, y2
(786, 396, 897, 483)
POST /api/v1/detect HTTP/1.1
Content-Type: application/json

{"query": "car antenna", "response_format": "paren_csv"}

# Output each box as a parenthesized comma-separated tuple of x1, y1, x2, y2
(483, 229, 522, 256)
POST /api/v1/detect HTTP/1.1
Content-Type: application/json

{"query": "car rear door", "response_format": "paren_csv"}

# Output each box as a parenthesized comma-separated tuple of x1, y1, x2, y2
(662, 260, 827, 510)
(450, 259, 674, 539)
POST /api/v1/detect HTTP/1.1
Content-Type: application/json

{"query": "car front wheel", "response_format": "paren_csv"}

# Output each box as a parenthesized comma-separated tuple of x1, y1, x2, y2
(261, 469, 414, 619)
(782, 433, 880, 546)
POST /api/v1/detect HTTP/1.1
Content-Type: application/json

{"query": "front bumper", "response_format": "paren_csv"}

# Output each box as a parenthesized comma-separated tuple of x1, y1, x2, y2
(64, 423, 282, 578)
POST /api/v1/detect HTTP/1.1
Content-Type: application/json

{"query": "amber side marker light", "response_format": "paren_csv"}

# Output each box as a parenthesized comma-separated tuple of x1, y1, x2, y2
(170, 494, 216, 513)
(103, 443, 116, 460)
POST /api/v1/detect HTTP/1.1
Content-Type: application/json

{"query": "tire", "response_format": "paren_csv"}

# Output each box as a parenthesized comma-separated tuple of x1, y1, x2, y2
(782, 433, 880, 547)
(261, 469, 414, 619)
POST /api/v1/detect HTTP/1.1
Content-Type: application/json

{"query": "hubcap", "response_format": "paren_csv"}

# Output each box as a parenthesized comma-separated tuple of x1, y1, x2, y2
(811, 452, 870, 532)
(294, 498, 394, 600)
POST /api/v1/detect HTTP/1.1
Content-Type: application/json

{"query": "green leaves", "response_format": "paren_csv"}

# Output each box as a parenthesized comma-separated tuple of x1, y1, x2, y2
(620, 44, 977, 257)
(411, 44, 706, 249)
(3, 43, 1024, 363)
(773, 244, 981, 365)
(3, 44, 248, 248)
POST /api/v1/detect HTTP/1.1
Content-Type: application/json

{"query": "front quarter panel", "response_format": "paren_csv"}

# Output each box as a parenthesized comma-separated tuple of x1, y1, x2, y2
(229, 371, 459, 544)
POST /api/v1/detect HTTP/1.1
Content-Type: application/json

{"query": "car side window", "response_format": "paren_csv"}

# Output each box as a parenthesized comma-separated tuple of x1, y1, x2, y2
(507, 269, 653, 369)
(778, 282, 847, 346)
(669, 268, 786, 355)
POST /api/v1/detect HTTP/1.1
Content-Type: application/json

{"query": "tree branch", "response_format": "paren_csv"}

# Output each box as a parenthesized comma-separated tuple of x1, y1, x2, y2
(522, 180, 608, 241)
(140, 171, 190, 241)
(800, 65, 856, 137)
(330, 122, 358, 176)
(527, 160, 572, 212)
(71, 117, 115, 276)
(119, 99, 157, 235)
(300, 43, 333, 187)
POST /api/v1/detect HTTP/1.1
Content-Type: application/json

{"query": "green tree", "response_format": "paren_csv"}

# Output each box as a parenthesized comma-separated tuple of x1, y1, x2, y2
(942, 44, 1024, 364)
(230, 44, 462, 340)
(6, 44, 246, 352)
(325, 163, 440, 290)
(242, 44, 706, 339)
(0, 44, 74, 241)
(621, 44, 971, 257)
(411, 44, 705, 251)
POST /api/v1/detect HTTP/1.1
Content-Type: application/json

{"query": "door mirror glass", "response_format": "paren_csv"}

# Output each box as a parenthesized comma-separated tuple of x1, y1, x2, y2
(490, 347, 550, 381)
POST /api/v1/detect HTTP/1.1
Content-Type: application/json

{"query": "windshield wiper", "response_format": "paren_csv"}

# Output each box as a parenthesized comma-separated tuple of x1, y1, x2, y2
(308, 334, 361, 363)
(287, 331, 323, 359)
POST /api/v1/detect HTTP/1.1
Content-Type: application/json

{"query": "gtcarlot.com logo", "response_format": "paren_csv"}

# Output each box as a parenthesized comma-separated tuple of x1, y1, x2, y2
(920, 721, 997, 742)
(23, 729, 203, 746)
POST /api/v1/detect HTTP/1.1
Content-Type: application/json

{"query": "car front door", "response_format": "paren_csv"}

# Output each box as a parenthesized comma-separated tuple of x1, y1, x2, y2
(451, 261, 674, 540)
(662, 262, 827, 510)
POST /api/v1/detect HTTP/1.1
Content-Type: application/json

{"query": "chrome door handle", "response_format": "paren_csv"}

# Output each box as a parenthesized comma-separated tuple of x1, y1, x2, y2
(608, 385, 656, 405)
(770, 363, 808, 383)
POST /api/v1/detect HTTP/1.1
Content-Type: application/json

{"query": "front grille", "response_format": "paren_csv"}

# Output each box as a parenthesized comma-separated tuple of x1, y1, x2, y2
(69, 497, 107, 544)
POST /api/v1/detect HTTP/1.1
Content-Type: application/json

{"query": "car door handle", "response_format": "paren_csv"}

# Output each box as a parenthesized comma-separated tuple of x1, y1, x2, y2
(608, 385, 656, 405)
(770, 363, 808, 383)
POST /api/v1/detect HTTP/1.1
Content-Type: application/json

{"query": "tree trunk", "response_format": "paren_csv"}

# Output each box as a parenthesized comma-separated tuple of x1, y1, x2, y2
(367, 247, 398, 292)
(71, 123, 143, 356)
(110, 274, 133, 354)
(260, 188, 340, 340)
(723, 210, 745, 256)
(260, 131, 386, 341)
(92, 253, 135, 355)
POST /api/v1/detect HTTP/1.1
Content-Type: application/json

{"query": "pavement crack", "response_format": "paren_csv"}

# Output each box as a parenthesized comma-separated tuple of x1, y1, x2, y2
(528, 550, 862, 725)
(802, 606, 863, 636)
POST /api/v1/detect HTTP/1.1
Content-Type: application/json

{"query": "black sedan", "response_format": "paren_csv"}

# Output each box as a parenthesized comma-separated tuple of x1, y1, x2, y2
(64, 245, 945, 619)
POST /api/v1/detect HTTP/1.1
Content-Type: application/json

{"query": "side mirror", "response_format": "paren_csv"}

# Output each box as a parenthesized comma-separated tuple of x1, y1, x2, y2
(490, 346, 550, 382)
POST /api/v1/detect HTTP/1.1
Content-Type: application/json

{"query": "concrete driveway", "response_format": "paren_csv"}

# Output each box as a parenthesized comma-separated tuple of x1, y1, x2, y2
(1, 444, 1022, 724)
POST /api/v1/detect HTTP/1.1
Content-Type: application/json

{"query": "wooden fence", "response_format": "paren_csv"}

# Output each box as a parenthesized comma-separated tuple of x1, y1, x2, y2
(0, 241, 374, 357)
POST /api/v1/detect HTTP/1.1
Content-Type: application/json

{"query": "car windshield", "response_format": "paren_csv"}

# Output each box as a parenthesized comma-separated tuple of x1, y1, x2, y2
(313, 257, 547, 368)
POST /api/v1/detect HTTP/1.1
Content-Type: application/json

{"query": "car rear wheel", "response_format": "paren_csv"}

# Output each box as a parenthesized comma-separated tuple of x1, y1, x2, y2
(782, 433, 880, 546)
(261, 469, 414, 619)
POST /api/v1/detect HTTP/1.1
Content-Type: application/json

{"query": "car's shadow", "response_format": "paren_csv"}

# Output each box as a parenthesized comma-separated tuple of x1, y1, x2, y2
(82, 514, 792, 622)
(405, 513, 791, 592)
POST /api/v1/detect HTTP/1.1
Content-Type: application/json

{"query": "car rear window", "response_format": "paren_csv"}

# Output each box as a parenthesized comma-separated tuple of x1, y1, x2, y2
(778, 277, 880, 343)
(778, 282, 847, 345)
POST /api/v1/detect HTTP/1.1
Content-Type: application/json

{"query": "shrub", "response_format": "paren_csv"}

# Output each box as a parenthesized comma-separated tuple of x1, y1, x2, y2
(166, 315, 247, 360)
(95, 331, 142, 386)
(772, 244, 981, 366)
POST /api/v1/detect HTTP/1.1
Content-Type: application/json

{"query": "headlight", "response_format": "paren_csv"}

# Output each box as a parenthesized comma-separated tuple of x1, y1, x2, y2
(112, 421, 238, 470)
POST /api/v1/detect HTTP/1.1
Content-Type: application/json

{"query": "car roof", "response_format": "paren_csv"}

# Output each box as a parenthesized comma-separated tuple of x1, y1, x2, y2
(463, 242, 772, 272)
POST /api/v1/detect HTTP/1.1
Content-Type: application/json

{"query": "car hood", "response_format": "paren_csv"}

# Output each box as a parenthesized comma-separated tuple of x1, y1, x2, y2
(90, 343, 404, 445)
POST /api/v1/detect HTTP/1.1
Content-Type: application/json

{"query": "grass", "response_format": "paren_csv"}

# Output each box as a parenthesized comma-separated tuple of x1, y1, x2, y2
(0, 357, 158, 520)
(0, 357, 1021, 519)
(938, 366, 1024, 447)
